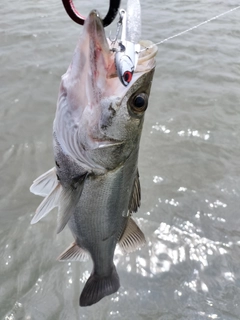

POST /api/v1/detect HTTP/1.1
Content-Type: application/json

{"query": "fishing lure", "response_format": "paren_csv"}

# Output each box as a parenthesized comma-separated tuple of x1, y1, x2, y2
(112, 9, 140, 86)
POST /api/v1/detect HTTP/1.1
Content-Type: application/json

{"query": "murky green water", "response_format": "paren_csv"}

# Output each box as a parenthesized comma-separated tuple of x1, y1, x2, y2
(1, 0, 240, 319)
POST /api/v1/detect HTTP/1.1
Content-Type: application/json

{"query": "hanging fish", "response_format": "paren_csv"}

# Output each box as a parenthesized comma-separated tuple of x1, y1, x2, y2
(30, 3, 157, 307)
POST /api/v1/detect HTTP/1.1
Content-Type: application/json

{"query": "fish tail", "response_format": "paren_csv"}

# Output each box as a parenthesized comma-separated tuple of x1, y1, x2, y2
(80, 265, 120, 307)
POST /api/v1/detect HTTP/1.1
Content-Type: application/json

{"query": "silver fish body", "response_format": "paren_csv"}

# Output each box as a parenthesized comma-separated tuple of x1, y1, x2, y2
(68, 160, 135, 305)
(30, 8, 157, 307)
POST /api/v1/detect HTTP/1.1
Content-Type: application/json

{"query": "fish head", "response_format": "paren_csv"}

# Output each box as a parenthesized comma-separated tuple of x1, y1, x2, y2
(54, 11, 158, 171)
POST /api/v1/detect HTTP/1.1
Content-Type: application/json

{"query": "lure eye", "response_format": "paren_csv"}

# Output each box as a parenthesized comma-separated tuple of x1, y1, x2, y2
(122, 71, 133, 85)
(130, 93, 148, 114)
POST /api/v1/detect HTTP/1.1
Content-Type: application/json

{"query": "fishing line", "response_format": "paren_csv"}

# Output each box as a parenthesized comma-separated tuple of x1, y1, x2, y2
(140, 5, 240, 52)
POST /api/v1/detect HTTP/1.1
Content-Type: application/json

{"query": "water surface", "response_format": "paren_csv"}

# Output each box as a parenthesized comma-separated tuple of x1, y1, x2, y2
(1, 0, 240, 319)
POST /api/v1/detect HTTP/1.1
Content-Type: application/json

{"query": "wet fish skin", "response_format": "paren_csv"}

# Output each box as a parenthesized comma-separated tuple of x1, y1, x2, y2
(30, 9, 157, 307)
(55, 68, 154, 306)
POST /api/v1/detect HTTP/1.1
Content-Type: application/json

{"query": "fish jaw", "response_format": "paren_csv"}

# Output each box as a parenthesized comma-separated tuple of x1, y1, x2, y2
(59, 10, 116, 113)
(53, 10, 121, 170)
(54, 10, 158, 172)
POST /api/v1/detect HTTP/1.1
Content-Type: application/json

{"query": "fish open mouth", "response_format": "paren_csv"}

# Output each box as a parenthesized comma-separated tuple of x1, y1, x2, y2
(54, 10, 158, 164)
(83, 10, 158, 86)
(85, 10, 108, 51)
(135, 40, 158, 73)
(84, 10, 117, 81)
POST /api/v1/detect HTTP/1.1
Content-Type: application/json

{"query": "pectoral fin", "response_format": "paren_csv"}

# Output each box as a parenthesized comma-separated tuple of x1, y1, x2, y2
(30, 170, 87, 233)
(31, 182, 62, 224)
(58, 242, 89, 261)
(128, 170, 141, 213)
(57, 173, 88, 234)
(118, 217, 146, 253)
(30, 167, 58, 197)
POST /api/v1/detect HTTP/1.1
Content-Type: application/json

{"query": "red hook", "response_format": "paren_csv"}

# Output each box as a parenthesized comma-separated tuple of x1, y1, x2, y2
(62, 0, 121, 27)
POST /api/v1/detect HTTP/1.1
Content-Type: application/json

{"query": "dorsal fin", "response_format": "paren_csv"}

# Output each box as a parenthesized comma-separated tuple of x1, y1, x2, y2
(118, 217, 146, 253)
(128, 170, 141, 213)
(57, 242, 89, 261)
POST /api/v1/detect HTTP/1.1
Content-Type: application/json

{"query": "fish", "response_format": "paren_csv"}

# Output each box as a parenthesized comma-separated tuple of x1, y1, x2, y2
(30, 6, 158, 307)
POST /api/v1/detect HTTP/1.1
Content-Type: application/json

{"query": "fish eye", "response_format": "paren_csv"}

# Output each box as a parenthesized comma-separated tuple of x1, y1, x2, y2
(130, 93, 148, 114)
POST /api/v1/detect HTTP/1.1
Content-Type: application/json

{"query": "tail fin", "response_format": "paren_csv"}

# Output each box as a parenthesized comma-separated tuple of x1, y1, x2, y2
(80, 265, 120, 307)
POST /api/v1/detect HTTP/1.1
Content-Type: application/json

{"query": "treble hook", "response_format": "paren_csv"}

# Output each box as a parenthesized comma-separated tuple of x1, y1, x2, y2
(62, 0, 121, 27)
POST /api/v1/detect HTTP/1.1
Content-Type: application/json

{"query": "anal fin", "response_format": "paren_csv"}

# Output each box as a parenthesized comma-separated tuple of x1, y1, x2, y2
(118, 217, 146, 253)
(58, 242, 89, 262)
